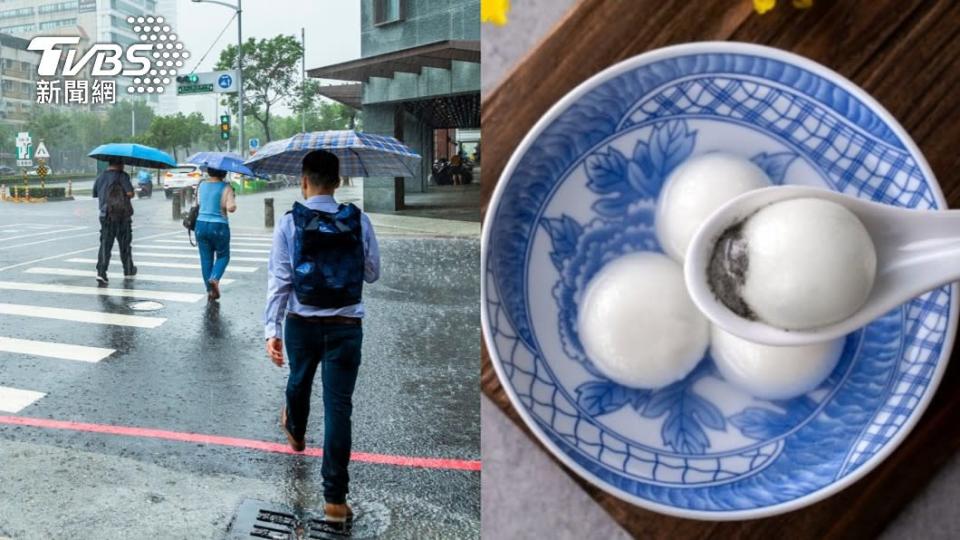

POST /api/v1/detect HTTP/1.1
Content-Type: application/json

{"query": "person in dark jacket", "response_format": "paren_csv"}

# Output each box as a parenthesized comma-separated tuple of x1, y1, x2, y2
(92, 158, 136, 284)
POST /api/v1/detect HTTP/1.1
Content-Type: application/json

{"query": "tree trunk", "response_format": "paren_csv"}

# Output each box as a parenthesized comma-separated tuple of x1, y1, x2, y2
(263, 102, 272, 141)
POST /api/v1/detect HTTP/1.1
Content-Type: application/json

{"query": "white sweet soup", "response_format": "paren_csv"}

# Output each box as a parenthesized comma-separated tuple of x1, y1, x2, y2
(708, 197, 877, 330)
(656, 152, 770, 262)
(579, 252, 709, 388)
(711, 326, 844, 400)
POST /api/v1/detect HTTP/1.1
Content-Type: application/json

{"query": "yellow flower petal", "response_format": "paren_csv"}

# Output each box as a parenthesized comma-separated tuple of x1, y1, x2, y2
(481, 0, 510, 26)
(792, 0, 813, 8)
(754, 0, 776, 14)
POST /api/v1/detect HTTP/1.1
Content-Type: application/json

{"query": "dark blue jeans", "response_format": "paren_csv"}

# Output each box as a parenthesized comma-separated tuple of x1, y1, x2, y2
(195, 220, 230, 289)
(283, 316, 363, 504)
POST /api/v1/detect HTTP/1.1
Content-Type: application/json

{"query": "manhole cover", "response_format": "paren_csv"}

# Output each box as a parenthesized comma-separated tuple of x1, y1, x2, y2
(128, 301, 164, 311)
(226, 499, 390, 540)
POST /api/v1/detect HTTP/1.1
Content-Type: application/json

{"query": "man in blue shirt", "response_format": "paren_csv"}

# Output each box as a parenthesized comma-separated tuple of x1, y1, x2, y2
(263, 150, 380, 522)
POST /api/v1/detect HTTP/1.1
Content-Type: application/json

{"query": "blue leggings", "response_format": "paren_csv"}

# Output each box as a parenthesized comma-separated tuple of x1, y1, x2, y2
(195, 220, 230, 289)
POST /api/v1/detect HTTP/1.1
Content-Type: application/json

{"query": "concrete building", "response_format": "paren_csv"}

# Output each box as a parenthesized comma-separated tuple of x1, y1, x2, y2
(0, 33, 39, 127)
(154, 0, 178, 116)
(309, 0, 481, 213)
(0, 0, 176, 112)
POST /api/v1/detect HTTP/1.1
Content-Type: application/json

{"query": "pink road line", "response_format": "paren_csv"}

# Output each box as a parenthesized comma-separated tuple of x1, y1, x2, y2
(0, 415, 481, 472)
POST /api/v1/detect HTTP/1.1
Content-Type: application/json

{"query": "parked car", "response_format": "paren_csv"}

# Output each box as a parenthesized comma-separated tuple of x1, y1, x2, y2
(26, 167, 53, 176)
(0, 165, 15, 176)
(162, 164, 206, 199)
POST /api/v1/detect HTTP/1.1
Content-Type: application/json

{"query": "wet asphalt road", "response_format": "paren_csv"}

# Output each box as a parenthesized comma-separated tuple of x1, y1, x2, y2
(0, 193, 480, 538)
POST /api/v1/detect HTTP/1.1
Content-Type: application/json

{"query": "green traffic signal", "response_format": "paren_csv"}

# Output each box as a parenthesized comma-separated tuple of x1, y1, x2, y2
(220, 114, 231, 140)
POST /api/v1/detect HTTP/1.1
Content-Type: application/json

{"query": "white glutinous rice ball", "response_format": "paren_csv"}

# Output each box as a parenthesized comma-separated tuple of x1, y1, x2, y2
(578, 252, 709, 388)
(656, 152, 770, 263)
(708, 197, 877, 330)
(711, 326, 844, 400)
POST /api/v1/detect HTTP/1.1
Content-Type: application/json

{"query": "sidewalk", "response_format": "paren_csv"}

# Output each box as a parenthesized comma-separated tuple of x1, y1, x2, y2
(225, 181, 481, 238)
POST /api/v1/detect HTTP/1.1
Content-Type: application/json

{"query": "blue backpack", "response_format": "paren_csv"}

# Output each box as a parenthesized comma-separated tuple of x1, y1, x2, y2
(290, 201, 364, 308)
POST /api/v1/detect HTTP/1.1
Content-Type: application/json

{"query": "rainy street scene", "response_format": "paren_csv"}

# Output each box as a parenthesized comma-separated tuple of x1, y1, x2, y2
(0, 1, 480, 538)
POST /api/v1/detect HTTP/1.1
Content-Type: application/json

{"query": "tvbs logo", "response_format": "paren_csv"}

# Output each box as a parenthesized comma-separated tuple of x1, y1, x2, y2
(28, 37, 152, 77)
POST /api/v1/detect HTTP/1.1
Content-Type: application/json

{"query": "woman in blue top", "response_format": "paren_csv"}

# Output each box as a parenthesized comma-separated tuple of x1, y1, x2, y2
(195, 167, 237, 300)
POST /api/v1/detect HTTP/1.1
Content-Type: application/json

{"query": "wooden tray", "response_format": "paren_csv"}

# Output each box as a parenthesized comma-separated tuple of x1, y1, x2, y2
(480, 1, 960, 537)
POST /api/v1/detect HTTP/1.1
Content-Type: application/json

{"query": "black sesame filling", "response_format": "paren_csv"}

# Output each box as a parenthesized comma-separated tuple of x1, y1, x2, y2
(707, 220, 757, 321)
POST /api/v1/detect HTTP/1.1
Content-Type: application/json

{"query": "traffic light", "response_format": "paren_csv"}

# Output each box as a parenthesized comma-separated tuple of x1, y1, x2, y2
(176, 74, 199, 84)
(220, 114, 231, 140)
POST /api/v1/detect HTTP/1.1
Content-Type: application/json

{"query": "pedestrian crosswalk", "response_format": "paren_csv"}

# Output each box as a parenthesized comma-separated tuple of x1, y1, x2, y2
(0, 280, 206, 303)
(134, 244, 271, 254)
(24, 267, 237, 285)
(64, 258, 259, 272)
(157, 239, 272, 248)
(0, 303, 166, 328)
(0, 226, 269, 414)
(0, 337, 114, 363)
(0, 386, 45, 414)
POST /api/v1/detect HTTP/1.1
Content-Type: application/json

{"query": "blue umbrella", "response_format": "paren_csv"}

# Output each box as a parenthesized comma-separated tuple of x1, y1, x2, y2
(186, 151, 256, 177)
(244, 130, 421, 177)
(88, 143, 176, 169)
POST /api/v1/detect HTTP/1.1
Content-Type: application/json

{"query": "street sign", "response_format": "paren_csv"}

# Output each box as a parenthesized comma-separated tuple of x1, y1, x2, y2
(175, 70, 238, 95)
(249, 138, 260, 150)
(34, 142, 50, 159)
(15, 132, 31, 161)
(16, 160, 31, 167)
(176, 83, 214, 95)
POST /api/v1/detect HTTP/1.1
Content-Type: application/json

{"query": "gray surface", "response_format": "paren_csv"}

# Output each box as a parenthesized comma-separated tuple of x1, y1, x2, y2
(481, 397, 630, 540)
(480, 1, 959, 538)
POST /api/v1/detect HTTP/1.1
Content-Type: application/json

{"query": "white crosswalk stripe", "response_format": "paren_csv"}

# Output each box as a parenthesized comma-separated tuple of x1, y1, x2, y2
(24, 267, 236, 285)
(115, 251, 269, 263)
(0, 337, 113, 363)
(155, 239, 272, 248)
(231, 234, 274, 240)
(64, 258, 258, 273)
(0, 280, 205, 303)
(135, 244, 271, 254)
(0, 303, 166, 328)
(0, 386, 45, 413)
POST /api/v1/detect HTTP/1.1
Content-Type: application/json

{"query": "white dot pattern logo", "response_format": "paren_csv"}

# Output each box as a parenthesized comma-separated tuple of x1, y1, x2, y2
(128, 14, 189, 94)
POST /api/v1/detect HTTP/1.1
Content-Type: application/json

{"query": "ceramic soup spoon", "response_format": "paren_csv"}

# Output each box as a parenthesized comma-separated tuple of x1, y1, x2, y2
(685, 185, 960, 346)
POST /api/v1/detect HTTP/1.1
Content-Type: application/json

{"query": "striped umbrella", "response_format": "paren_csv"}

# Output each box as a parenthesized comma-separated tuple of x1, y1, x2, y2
(243, 130, 421, 177)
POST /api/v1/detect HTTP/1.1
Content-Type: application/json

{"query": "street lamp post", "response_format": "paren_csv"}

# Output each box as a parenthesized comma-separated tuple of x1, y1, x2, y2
(191, 0, 244, 156)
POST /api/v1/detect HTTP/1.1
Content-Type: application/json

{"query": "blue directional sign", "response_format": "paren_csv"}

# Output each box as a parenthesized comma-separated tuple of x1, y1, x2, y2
(249, 138, 260, 150)
(218, 74, 233, 89)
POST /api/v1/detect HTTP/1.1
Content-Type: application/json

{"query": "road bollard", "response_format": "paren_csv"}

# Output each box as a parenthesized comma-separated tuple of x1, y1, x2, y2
(172, 192, 181, 220)
(67, 179, 72, 198)
(265, 198, 274, 228)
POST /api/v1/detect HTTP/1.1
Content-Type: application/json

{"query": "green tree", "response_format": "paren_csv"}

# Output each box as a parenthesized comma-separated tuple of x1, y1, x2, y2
(103, 100, 155, 142)
(215, 35, 303, 142)
(140, 113, 200, 162)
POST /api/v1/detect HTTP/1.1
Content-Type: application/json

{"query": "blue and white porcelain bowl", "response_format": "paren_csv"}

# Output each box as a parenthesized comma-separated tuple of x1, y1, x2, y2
(481, 42, 957, 520)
